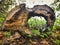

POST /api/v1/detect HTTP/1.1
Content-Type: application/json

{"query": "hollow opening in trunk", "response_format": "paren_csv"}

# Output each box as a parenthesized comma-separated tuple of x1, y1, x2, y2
(28, 13, 47, 32)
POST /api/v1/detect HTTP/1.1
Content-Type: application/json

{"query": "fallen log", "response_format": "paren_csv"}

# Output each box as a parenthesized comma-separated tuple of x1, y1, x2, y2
(1, 3, 55, 34)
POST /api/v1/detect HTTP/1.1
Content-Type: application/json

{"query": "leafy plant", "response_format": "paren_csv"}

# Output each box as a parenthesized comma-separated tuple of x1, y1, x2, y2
(3, 32, 11, 37)
(51, 38, 60, 45)
(53, 18, 60, 30)
(27, 17, 51, 38)
(28, 17, 46, 29)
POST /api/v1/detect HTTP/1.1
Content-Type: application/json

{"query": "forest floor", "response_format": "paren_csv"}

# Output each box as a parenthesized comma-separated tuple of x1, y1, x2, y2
(0, 29, 60, 45)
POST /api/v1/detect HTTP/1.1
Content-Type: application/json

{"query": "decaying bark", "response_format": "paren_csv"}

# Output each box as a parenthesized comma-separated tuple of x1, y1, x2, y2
(1, 3, 55, 34)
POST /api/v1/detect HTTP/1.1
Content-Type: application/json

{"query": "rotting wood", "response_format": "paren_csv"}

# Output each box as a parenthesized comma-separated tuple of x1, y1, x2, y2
(1, 3, 55, 34)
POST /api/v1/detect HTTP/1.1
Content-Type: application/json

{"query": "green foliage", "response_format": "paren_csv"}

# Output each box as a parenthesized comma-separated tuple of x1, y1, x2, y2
(0, 0, 14, 27)
(32, 29, 40, 36)
(53, 18, 60, 30)
(51, 0, 60, 31)
(3, 32, 11, 37)
(0, 0, 13, 13)
(51, 0, 60, 11)
(27, 16, 60, 38)
(28, 18, 46, 29)
(0, 18, 4, 21)
(0, 13, 7, 27)
(47, 27, 51, 31)
(28, 17, 52, 38)
(40, 33, 47, 38)
(51, 38, 60, 45)
(0, 18, 4, 26)
(27, 29, 40, 37)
